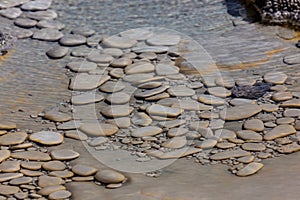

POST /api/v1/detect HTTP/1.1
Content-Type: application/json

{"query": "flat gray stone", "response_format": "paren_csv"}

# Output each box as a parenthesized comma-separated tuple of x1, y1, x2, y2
(220, 104, 262, 121)
(0, 0, 29, 9)
(11, 151, 51, 161)
(33, 28, 63, 41)
(156, 63, 179, 75)
(37, 19, 65, 30)
(0, 7, 22, 19)
(46, 46, 69, 59)
(101, 105, 134, 117)
(210, 149, 251, 160)
(236, 130, 262, 141)
(67, 61, 97, 73)
(131, 112, 152, 126)
(69, 74, 110, 91)
(198, 94, 225, 105)
(167, 85, 195, 97)
(242, 143, 266, 151)
(87, 51, 114, 63)
(44, 109, 72, 122)
(0, 185, 19, 195)
(59, 34, 87, 46)
(71, 27, 95, 37)
(195, 139, 217, 149)
(49, 190, 72, 199)
(236, 162, 264, 177)
(29, 131, 64, 145)
(21, 0, 52, 11)
(102, 48, 123, 57)
(14, 18, 37, 28)
(132, 46, 169, 53)
(106, 92, 130, 104)
(243, 119, 264, 132)
(27, 10, 57, 20)
(131, 126, 162, 137)
(42, 160, 66, 171)
(50, 149, 80, 160)
(71, 92, 104, 105)
(263, 71, 288, 84)
(0, 132, 27, 145)
(146, 104, 183, 117)
(146, 34, 180, 46)
(207, 87, 231, 98)
(264, 125, 296, 140)
(125, 61, 155, 74)
(95, 169, 126, 184)
(135, 85, 169, 98)
(0, 150, 10, 163)
(72, 164, 98, 176)
(79, 122, 119, 136)
(102, 36, 137, 49)
(111, 57, 132, 68)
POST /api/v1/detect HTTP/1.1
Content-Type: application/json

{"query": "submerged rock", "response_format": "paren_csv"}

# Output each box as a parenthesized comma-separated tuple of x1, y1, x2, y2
(231, 82, 271, 99)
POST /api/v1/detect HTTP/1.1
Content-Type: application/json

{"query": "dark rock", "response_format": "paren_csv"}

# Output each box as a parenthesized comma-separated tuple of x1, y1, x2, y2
(231, 82, 271, 99)
(0, 31, 16, 56)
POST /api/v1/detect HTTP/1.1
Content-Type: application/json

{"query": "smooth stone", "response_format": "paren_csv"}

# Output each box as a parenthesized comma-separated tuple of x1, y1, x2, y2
(146, 104, 183, 117)
(71, 164, 98, 176)
(79, 123, 118, 137)
(20, 169, 43, 176)
(216, 142, 236, 149)
(264, 125, 296, 140)
(207, 87, 231, 98)
(57, 120, 82, 130)
(210, 149, 251, 160)
(137, 82, 162, 89)
(122, 73, 154, 84)
(46, 46, 69, 59)
(145, 92, 170, 101)
(49, 190, 72, 200)
(272, 92, 293, 101)
(42, 161, 66, 171)
(171, 100, 212, 111)
(0, 121, 16, 130)
(107, 117, 131, 128)
(243, 119, 264, 132)
(156, 63, 179, 75)
(38, 185, 66, 196)
(88, 136, 108, 146)
(189, 121, 210, 130)
(260, 104, 279, 112)
(71, 92, 104, 105)
(146, 34, 180, 46)
(70, 46, 93, 57)
(281, 99, 300, 108)
(229, 98, 256, 106)
(283, 109, 300, 117)
(161, 136, 187, 149)
(157, 98, 180, 107)
(236, 130, 262, 141)
(0, 7, 22, 19)
(167, 73, 186, 80)
(219, 104, 262, 121)
(236, 162, 264, 177)
(167, 127, 189, 137)
(0, 150, 10, 162)
(158, 119, 186, 129)
(44, 110, 71, 122)
(0, 185, 19, 195)
(198, 95, 225, 105)
(235, 78, 256, 86)
(102, 48, 123, 57)
(95, 169, 125, 184)
(21, 161, 42, 170)
(9, 177, 33, 185)
(86, 51, 114, 63)
(101, 105, 133, 117)
(0, 132, 27, 145)
(150, 147, 201, 159)
(120, 29, 153, 40)
(14, 192, 28, 199)
(71, 27, 95, 37)
(37, 20, 65, 30)
(242, 143, 266, 151)
(132, 46, 169, 53)
(271, 85, 288, 91)
(106, 183, 123, 189)
(263, 72, 287, 84)
(214, 129, 236, 139)
(67, 61, 98, 72)
(111, 57, 132, 68)
(195, 139, 217, 149)
(283, 54, 300, 65)
(38, 176, 64, 188)
(21, 0, 52, 11)
(167, 85, 195, 97)
(49, 170, 74, 178)
(50, 149, 80, 160)
(12, 151, 51, 161)
(237, 155, 255, 164)
(131, 112, 152, 126)
(102, 36, 137, 49)
(14, 18, 37, 28)
(106, 92, 130, 104)
(10, 27, 33, 39)
(228, 138, 245, 144)
(125, 61, 154, 74)
(0, 161, 20, 172)
(99, 81, 125, 93)
(295, 121, 300, 130)
(139, 52, 157, 60)
(0, 0, 29, 8)
(109, 68, 124, 79)
(131, 126, 162, 137)
(72, 176, 94, 182)
(33, 28, 63, 41)
(278, 142, 300, 153)
(69, 74, 110, 91)
(0, 173, 23, 182)
(135, 85, 169, 98)
(276, 117, 295, 124)
(27, 9, 57, 20)
(215, 76, 235, 88)
(59, 34, 86, 46)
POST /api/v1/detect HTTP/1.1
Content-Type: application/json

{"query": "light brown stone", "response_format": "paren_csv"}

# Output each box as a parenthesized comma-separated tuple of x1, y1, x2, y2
(236, 162, 264, 177)
(264, 125, 296, 140)
(220, 104, 262, 121)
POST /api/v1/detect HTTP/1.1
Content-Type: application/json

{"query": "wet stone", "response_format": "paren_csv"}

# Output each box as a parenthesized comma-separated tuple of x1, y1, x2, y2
(214, 129, 236, 139)
(146, 104, 183, 117)
(120, 28, 153, 40)
(9, 177, 33, 185)
(167, 127, 189, 137)
(264, 125, 296, 140)
(27, 9, 57, 20)
(198, 94, 225, 105)
(276, 117, 295, 125)
(122, 73, 154, 84)
(44, 110, 71, 122)
(156, 63, 179, 75)
(0, 7, 22, 19)
(236, 130, 262, 141)
(242, 143, 266, 151)
(220, 104, 262, 121)
(272, 91, 293, 101)
(69, 74, 110, 91)
(207, 87, 231, 98)
(71, 164, 98, 176)
(167, 85, 195, 97)
(79, 123, 119, 136)
(263, 71, 287, 84)
(10, 27, 33, 39)
(0, 185, 19, 195)
(12, 151, 51, 161)
(0, 173, 23, 182)
(59, 34, 87, 46)
(88, 136, 108, 146)
(216, 142, 236, 149)
(72, 176, 94, 182)
(235, 78, 256, 86)
(21, 0, 52, 11)
(0, 0, 29, 8)
(37, 20, 65, 30)
(21, 161, 42, 170)
(71, 46, 93, 57)
(0, 121, 16, 130)
(111, 57, 132, 68)
(102, 36, 137, 49)
(38, 176, 64, 188)
(0, 161, 20, 172)
(146, 34, 180, 46)
(99, 81, 125, 93)
(135, 85, 169, 98)
(107, 117, 131, 128)
(14, 18, 37, 28)
(132, 46, 169, 53)
(125, 61, 155, 74)
(139, 52, 157, 60)
(46, 46, 69, 59)
(65, 130, 88, 141)
(243, 119, 264, 132)
(281, 99, 300, 108)
(236, 162, 264, 177)
(237, 155, 255, 164)
(278, 142, 300, 153)
(38, 185, 66, 196)
(131, 112, 152, 126)
(95, 169, 126, 184)
(106, 92, 130, 104)
(229, 98, 256, 106)
(49, 190, 72, 200)
(283, 54, 300, 65)
(260, 104, 279, 112)
(131, 126, 162, 137)
(42, 161, 66, 171)
(49, 170, 74, 178)
(0, 132, 27, 145)
(87, 51, 114, 63)
(0, 150, 10, 162)
(210, 149, 251, 160)
(71, 92, 104, 105)
(231, 82, 271, 99)
(102, 48, 123, 57)
(215, 76, 235, 88)
(67, 61, 97, 73)
(33, 28, 63, 41)
(195, 139, 217, 149)
(71, 27, 95, 37)
(161, 136, 187, 149)
(283, 109, 300, 117)
(101, 105, 134, 118)
(172, 99, 212, 111)
(109, 68, 124, 79)
(57, 120, 82, 130)
(20, 169, 43, 176)
(50, 149, 80, 160)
